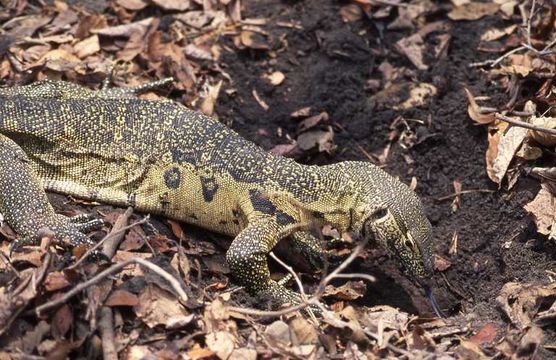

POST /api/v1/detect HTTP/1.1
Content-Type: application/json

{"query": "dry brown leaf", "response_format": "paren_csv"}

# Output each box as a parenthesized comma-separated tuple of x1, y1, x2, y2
(2, 15, 52, 37)
(339, 4, 364, 23)
(495, 0, 517, 18)
(152, 0, 190, 11)
(297, 126, 335, 153)
(491, 124, 528, 184)
(469, 323, 497, 345)
(395, 33, 427, 70)
(394, 83, 437, 110)
(448, 2, 499, 21)
(480, 25, 517, 42)
(229, 349, 257, 360)
(174, 11, 214, 29)
(133, 284, 192, 329)
(51, 305, 72, 339)
(105, 289, 140, 307)
(433, 254, 451, 271)
(44, 271, 72, 292)
(200, 81, 223, 117)
(40, 48, 81, 72)
(289, 317, 318, 345)
(73, 35, 100, 59)
(291, 106, 311, 118)
(270, 143, 297, 156)
(205, 331, 235, 360)
(529, 116, 556, 146)
(457, 339, 490, 360)
(187, 345, 215, 360)
(266, 71, 285, 86)
(184, 43, 213, 61)
(497, 282, 556, 329)
(93, 17, 156, 37)
(76, 15, 108, 39)
(120, 225, 146, 251)
(485, 121, 507, 182)
(264, 321, 292, 345)
(298, 112, 328, 132)
(116, 0, 148, 10)
(464, 88, 495, 124)
(524, 186, 555, 239)
(323, 281, 366, 300)
(238, 31, 269, 50)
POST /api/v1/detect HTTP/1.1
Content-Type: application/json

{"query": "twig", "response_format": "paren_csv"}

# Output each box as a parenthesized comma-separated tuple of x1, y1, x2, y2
(68, 214, 149, 270)
(269, 251, 318, 321)
(332, 273, 376, 283)
(102, 207, 134, 259)
(495, 113, 556, 135)
(35, 257, 188, 315)
(99, 307, 117, 360)
(434, 189, 495, 201)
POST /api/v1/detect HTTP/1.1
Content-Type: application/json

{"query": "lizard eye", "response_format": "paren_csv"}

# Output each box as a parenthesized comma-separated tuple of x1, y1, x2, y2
(369, 208, 388, 221)
(404, 240, 414, 248)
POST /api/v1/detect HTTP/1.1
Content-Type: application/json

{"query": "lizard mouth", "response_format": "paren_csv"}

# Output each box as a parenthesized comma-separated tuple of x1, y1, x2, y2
(424, 285, 445, 318)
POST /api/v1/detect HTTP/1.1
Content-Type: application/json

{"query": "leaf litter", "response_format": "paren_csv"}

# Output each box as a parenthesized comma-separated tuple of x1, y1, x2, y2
(0, 0, 555, 358)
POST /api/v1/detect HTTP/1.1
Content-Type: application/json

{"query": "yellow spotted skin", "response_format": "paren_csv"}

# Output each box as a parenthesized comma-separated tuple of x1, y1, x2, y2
(0, 79, 434, 306)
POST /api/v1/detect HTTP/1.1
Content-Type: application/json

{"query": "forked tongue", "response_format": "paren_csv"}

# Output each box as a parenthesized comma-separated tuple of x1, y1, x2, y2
(424, 286, 445, 318)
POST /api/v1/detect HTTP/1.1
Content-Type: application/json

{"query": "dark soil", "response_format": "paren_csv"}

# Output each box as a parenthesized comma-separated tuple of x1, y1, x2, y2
(215, 0, 551, 323)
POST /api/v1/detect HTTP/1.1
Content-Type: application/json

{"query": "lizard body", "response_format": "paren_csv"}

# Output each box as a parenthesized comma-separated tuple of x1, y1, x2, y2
(0, 79, 437, 311)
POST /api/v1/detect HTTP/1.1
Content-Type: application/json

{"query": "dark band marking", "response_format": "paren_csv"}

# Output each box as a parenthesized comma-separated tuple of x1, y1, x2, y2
(164, 167, 181, 189)
(276, 211, 295, 225)
(200, 176, 219, 202)
(249, 189, 276, 215)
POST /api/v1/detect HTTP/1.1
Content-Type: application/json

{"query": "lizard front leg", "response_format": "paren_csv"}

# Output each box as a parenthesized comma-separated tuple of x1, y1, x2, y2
(0, 134, 93, 252)
(226, 217, 304, 306)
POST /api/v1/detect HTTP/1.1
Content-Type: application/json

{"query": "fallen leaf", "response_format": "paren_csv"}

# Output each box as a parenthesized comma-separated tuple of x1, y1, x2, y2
(200, 81, 223, 117)
(105, 289, 140, 307)
(289, 317, 318, 344)
(448, 2, 500, 21)
(529, 116, 556, 146)
(394, 82, 437, 110)
(116, 0, 148, 10)
(266, 71, 285, 86)
(480, 25, 517, 42)
(120, 225, 146, 251)
(229, 348, 257, 360)
(457, 339, 490, 359)
(44, 271, 72, 292)
(205, 331, 235, 360)
(524, 186, 555, 239)
(51, 304, 72, 339)
(297, 126, 336, 153)
(339, 4, 364, 22)
(264, 321, 292, 345)
(174, 11, 214, 29)
(2, 15, 52, 37)
(323, 281, 366, 300)
(238, 31, 269, 50)
(464, 88, 495, 124)
(491, 123, 528, 184)
(270, 143, 297, 156)
(395, 33, 427, 70)
(73, 35, 100, 59)
(93, 17, 156, 37)
(187, 344, 215, 360)
(184, 43, 213, 61)
(497, 282, 556, 329)
(152, 0, 190, 11)
(290, 106, 311, 118)
(133, 284, 191, 329)
(298, 112, 329, 132)
(433, 255, 451, 271)
(469, 323, 497, 345)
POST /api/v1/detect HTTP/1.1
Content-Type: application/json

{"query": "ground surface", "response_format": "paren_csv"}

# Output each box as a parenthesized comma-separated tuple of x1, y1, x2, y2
(0, 0, 555, 359)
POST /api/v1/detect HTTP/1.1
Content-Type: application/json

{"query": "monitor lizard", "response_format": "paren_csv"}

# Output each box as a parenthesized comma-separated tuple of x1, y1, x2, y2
(0, 78, 442, 315)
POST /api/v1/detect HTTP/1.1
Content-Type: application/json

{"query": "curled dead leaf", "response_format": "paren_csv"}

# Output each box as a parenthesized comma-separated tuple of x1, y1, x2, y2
(529, 116, 556, 146)
(497, 282, 556, 329)
(265, 71, 285, 86)
(464, 88, 495, 124)
(491, 123, 528, 184)
(448, 2, 500, 21)
(524, 185, 555, 240)
(323, 281, 367, 300)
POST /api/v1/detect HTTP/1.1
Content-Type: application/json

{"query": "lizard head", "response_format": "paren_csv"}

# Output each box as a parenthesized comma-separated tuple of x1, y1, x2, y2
(342, 162, 442, 316)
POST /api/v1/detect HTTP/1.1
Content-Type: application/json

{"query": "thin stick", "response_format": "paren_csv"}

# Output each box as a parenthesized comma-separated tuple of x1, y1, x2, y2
(68, 215, 149, 270)
(35, 257, 188, 315)
(434, 189, 495, 201)
(495, 113, 556, 135)
(99, 307, 117, 360)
